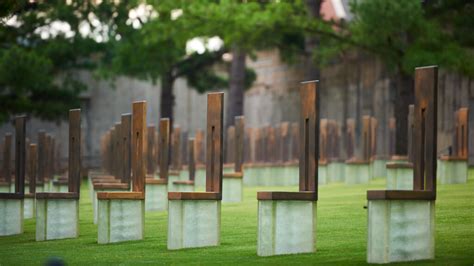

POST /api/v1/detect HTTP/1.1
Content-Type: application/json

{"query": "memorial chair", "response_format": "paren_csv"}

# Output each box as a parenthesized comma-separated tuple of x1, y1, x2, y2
(386, 105, 414, 190)
(24, 143, 37, 219)
(318, 119, 328, 184)
(36, 109, 81, 241)
(367, 66, 438, 263)
(345, 116, 374, 184)
(172, 138, 196, 192)
(438, 107, 468, 184)
(145, 118, 170, 211)
(327, 120, 345, 183)
(167, 92, 224, 250)
(168, 126, 183, 191)
(91, 116, 131, 224)
(257, 80, 319, 256)
(0, 134, 12, 192)
(97, 101, 146, 244)
(222, 116, 244, 202)
(0, 116, 26, 236)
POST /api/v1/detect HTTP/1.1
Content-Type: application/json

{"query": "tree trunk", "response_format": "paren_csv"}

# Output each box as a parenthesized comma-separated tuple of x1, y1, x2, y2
(226, 45, 246, 128)
(304, 0, 322, 81)
(393, 69, 415, 155)
(160, 70, 175, 126)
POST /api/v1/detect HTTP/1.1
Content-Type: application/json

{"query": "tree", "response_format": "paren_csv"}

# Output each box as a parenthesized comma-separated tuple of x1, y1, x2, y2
(311, 0, 474, 155)
(100, 1, 229, 126)
(182, 1, 308, 127)
(303, 0, 323, 81)
(0, 1, 126, 123)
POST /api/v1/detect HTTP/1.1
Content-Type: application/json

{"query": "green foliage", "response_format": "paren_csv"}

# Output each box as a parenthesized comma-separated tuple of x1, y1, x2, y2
(0, 45, 84, 122)
(0, 1, 130, 122)
(180, 51, 228, 93)
(317, 0, 474, 77)
(100, 0, 228, 92)
(183, 1, 307, 54)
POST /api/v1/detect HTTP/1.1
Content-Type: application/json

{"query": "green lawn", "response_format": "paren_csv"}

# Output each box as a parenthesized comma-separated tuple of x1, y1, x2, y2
(0, 171, 473, 265)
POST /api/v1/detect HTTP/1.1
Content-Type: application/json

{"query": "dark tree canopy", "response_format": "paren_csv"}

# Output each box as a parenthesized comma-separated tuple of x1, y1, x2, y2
(0, 0, 130, 122)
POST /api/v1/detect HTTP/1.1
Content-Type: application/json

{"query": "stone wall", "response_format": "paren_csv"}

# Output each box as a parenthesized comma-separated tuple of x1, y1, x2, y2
(245, 50, 474, 164)
(1, 50, 473, 167)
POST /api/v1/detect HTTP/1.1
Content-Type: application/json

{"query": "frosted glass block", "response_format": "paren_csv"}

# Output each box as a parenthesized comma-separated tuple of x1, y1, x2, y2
(373, 160, 388, 179)
(36, 199, 78, 241)
(23, 197, 35, 219)
(97, 199, 144, 244)
(222, 177, 243, 203)
(345, 164, 370, 184)
(145, 184, 167, 211)
(328, 162, 345, 183)
(318, 165, 327, 185)
(168, 200, 220, 250)
(438, 160, 468, 184)
(386, 167, 413, 190)
(367, 200, 435, 263)
(0, 199, 23, 236)
(258, 200, 316, 256)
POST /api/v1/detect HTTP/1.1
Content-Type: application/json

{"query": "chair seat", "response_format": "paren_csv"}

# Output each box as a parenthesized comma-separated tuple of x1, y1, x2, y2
(93, 183, 129, 189)
(439, 155, 467, 161)
(173, 180, 195, 185)
(145, 178, 167, 185)
(367, 190, 435, 200)
(97, 192, 144, 200)
(36, 192, 79, 200)
(222, 172, 243, 179)
(345, 158, 370, 164)
(257, 191, 317, 201)
(386, 162, 413, 169)
(0, 193, 24, 199)
(168, 192, 221, 200)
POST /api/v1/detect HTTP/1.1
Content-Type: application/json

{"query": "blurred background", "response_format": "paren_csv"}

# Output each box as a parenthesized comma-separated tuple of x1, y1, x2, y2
(0, 0, 473, 167)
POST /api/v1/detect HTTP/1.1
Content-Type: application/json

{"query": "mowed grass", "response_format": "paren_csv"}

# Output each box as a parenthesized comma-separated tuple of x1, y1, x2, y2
(0, 171, 473, 265)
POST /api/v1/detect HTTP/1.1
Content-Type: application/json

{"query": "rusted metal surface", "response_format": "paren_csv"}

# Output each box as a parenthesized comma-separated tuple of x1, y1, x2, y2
(147, 125, 157, 175)
(171, 126, 181, 171)
(28, 144, 37, 194)
(159, 118, 170, 181)
(121, 114, 132, 184)
(413, 66, 438, 193)
(346, 119, 355, 160)
(362, 116, 371, 162)
(280, 122, 290, 162)
(68, 109, 81, 194)
(370, 117, 377, 160)
(408, 104, 415, 163)
(132, 102, 146, 193)
(319, 119, 328, 164)
(234, 116, 245, 173)
(456, 108, 468, 159)
(226, 126, 235, 164)
(97, 192, 144, 200)
(257, 191, 317, 201)
(194, 129, 205, 165)
(15, 116, 26, 195)
(2, 134, 12, 184)
(389, 118, 396, 156)
(168, 191, 221, 200)
(188, 138, 195, 181)
(37, 131, 46, 184)
(206, 92, 224, 194)
(299, 80, 319, 194)
(327, 120, 341, 161)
